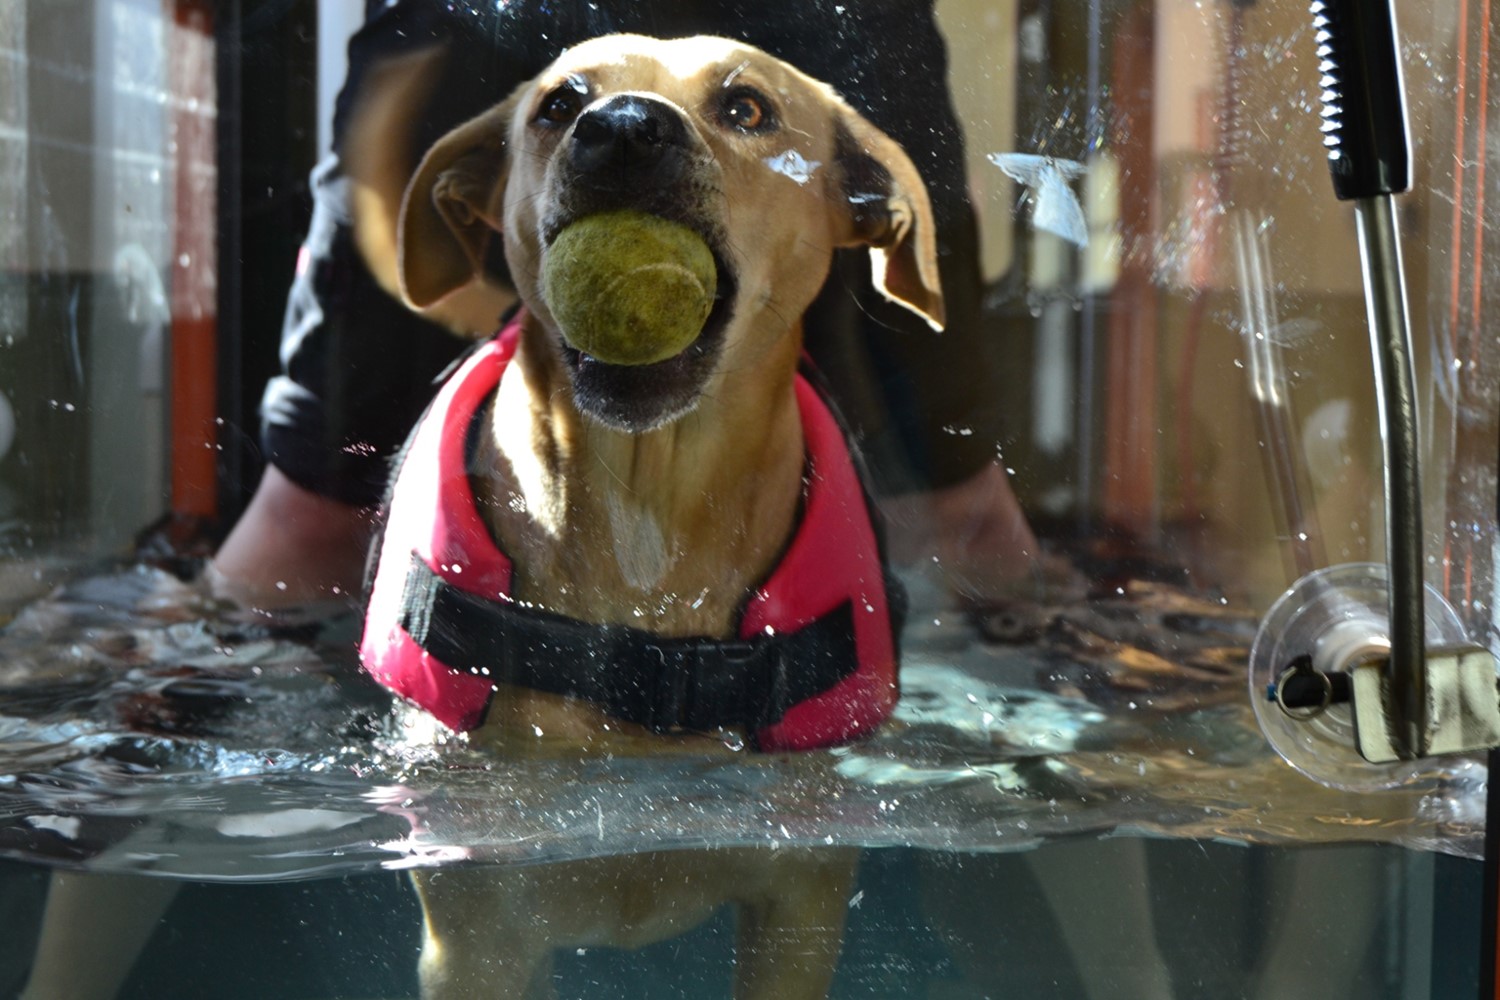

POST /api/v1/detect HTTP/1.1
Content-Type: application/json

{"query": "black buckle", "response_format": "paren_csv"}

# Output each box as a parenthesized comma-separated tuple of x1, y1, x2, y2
(636, 637, 764, 733)
(642, 642, 688, 731)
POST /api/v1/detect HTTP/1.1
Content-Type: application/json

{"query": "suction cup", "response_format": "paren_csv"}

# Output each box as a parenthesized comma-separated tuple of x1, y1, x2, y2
(1248, 563, 1469, 791)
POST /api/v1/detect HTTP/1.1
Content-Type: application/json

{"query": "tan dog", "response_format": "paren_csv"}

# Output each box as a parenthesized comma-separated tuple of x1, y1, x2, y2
(372, 34, 944, 998)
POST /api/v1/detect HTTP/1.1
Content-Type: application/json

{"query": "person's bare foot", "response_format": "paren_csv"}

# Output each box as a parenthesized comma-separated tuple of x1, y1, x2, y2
(207, 466, 374, 609)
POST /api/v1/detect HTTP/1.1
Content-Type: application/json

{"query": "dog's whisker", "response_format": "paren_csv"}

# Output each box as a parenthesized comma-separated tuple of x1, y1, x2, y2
(761, 298, 796, 332)
(594, 451, 635, 495)
(795, 234, 835, 253)
(504, 186, 553, 212)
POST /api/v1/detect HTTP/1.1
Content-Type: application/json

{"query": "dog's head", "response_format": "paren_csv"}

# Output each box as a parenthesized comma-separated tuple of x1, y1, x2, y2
(397, 34, 944, 430)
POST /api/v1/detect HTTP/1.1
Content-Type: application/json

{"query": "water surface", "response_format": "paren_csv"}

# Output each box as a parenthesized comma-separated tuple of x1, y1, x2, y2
(0, 558, 1483, 881)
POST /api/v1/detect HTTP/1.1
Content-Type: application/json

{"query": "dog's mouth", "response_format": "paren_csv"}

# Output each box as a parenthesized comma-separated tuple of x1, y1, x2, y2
(553, 234, 739, 432)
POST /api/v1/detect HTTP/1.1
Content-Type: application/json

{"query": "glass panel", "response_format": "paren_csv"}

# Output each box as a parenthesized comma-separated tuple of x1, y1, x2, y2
(0, 1, 1493, 997)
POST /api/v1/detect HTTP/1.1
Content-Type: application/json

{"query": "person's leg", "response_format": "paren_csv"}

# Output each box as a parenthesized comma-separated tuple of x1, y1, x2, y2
(206, 5, 528, 610)
(19, 874, 180, 1000)
(207, 465, 374, 608)
(881, 461, 1049, 603)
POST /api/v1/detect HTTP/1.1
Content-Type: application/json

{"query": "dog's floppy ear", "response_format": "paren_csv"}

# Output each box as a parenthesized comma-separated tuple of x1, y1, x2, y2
(830, 110, 946, 332)
(397, 99, 515, 309)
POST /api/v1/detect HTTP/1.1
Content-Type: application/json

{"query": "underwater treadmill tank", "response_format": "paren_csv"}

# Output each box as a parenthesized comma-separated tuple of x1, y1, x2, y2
(0, 0, 1497, 997)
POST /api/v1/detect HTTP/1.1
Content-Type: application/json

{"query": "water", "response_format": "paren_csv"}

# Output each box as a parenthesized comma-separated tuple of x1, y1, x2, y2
(0, 842, 1479, 998)
(0, 559, 1484, 877)
(0, 557, 1486, 997)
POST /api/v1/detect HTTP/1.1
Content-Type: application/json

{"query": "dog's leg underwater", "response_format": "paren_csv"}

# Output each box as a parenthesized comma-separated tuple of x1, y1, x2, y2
(410, 847, 856, 1000)
(411, 867, 552, 999)
(732, 848, 858, 1000)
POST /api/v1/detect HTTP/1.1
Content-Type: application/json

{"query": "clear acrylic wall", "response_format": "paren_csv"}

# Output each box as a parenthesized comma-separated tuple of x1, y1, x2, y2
(0, 1, 1495, 997)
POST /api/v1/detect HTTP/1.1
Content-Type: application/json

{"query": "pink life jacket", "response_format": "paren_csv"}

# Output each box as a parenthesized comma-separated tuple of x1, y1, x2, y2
(360, 318, 900, 751)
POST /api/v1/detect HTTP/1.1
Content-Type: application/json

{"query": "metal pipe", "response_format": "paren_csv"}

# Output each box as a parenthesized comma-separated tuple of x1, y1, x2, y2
(1354, 194, 1425, 758)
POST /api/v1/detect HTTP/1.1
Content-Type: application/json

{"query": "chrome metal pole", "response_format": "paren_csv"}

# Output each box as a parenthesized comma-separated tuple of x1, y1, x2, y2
(1353, 193, 1424, 758)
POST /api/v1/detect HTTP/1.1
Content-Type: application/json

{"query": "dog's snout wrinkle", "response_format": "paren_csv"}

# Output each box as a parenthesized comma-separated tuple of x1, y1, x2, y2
(569, 95, 688, 187)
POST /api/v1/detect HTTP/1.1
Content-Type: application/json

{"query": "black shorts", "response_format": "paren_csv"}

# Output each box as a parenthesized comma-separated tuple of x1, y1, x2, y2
(261, 0, 1006, 507)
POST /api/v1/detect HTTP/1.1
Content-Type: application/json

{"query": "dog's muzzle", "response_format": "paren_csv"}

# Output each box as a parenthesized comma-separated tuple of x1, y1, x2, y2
(569, 95, 689, 192)
(548, 94, 734, 431)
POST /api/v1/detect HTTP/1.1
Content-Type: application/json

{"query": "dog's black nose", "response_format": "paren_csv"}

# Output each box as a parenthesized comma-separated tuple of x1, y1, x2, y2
(569, 95, 687, 187)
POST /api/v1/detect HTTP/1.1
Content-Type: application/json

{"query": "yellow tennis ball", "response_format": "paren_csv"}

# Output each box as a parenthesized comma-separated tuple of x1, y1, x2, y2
(542, 210, 717, 366)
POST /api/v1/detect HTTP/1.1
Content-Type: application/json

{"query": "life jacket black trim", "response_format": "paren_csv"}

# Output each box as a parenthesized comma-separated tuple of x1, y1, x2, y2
(397, 555, 859, 734)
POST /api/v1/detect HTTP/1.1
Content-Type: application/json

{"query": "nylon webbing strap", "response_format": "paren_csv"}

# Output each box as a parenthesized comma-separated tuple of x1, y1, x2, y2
(397, 554, 860, 733)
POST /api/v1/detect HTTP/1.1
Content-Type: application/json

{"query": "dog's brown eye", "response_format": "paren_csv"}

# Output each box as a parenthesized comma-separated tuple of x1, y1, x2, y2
(720, 88, 774, 133)
(538, 82, 586, 126)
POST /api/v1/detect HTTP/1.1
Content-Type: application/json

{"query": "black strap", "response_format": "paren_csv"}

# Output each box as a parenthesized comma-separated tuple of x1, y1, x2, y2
(397, 554, 861, 734)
